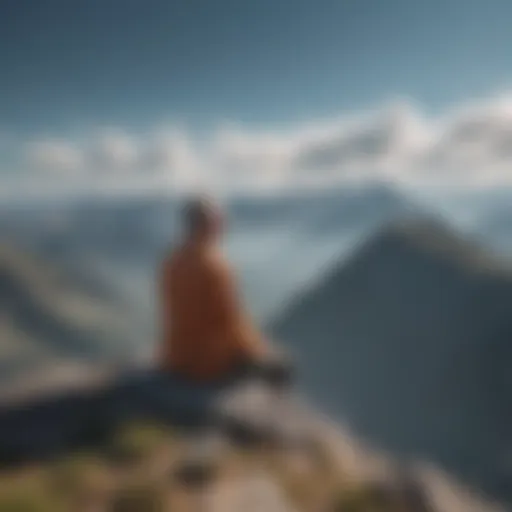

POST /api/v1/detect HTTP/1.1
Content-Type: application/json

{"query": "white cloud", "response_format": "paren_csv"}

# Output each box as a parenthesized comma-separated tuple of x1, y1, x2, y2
(16, 92, 512, 195)
(25, 139, 84, 173)
(21, 128, 201, 190)
(141, 129, 200, 183)
(209, 94, 512, 190)
(88, 129, 140, 172)
(288, 101, 429, 179)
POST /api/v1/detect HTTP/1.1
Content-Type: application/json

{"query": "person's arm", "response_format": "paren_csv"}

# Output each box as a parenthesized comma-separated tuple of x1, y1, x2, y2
(156, 257, 174, 365)
(160, 260, 173, 328)
(207, 257, 269, 359)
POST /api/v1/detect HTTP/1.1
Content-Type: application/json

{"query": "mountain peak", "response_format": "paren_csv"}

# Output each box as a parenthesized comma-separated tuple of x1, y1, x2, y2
(271, 215, 512, 345)
(345, 216, 508, 278)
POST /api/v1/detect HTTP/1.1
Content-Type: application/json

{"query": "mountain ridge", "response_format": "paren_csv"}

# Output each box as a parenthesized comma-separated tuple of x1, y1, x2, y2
(0, 241, 142, 388)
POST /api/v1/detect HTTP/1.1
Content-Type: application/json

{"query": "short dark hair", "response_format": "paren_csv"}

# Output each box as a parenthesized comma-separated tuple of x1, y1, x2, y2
(182, 196, 217, 233)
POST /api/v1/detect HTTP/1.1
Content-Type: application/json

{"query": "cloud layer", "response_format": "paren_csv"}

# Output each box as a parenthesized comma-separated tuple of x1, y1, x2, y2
(16, 93, 512, 195)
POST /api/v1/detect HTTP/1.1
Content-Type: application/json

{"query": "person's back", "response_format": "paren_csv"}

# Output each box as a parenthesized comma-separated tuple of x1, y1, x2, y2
(159, 197, 267, 383)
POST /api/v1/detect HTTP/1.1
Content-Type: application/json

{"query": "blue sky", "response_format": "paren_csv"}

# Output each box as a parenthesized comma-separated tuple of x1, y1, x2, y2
(2, 0, 512, 195)
(3, 0, 512, 132)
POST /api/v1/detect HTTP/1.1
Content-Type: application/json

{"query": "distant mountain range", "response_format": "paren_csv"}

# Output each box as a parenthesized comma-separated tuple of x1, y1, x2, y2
(2, 185, 512, 271)
(270, 217, 512, 505)
(0, 184, 421, 320)
(0, 184, 413, 261)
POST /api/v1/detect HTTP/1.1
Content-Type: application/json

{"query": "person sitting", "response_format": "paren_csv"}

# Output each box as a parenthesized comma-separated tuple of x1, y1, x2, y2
(158, 195, 292, 389)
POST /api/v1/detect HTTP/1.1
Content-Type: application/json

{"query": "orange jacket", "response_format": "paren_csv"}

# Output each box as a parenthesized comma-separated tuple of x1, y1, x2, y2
(158, 244, 266, 382)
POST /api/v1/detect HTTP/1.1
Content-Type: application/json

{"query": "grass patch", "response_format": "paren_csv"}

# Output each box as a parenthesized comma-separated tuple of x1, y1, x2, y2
(103, 421, 174, 467)
(0, 471, 66, 512)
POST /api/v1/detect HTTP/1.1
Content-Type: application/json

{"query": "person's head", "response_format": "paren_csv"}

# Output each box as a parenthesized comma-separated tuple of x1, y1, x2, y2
(182, 195, 225, 243)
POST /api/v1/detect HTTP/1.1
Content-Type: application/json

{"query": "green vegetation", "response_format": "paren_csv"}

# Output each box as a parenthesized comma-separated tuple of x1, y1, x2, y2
(0, 421, 424, 511)
(104, 421, 173, 466)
